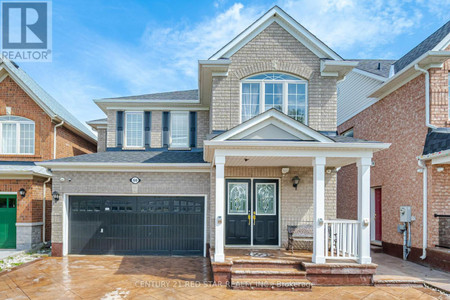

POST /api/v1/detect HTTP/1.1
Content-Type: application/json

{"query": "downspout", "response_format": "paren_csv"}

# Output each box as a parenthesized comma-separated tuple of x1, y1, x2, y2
(414, 64, 436, 129)
(417, 159, 427, 260)
(42, 177, 51, 244)
(53, 120, 64, 159)
(414, 64, 435, 261)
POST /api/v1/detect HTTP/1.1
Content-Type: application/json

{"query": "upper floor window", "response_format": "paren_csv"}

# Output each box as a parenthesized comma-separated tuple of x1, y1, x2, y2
(0, 116, 35, 155)
(125, 112, 144, 148)
(241, 73, 308, 123)
(170, 111, 189, 148)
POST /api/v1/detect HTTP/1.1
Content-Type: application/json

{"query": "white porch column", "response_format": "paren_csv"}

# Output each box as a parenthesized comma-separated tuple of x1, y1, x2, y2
(357, 157, 372, 264)
(214, 155, 226, 262)
(312, 157, 326, 264)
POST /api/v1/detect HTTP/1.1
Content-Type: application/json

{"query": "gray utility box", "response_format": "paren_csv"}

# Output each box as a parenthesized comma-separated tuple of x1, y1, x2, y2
(400, 206, 412, 222)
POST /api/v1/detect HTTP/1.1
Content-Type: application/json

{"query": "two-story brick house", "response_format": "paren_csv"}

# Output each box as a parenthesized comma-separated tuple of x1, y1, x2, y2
(39, 7, 389, 287)
(0, 57, 97, 251)
(337, 21, 450, 271)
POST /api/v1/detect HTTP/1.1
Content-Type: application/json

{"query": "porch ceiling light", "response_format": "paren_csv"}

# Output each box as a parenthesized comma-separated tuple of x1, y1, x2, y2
(52, 191, 60, 202)
(292, 176, 300, 190)
(19, 188, 26, 197)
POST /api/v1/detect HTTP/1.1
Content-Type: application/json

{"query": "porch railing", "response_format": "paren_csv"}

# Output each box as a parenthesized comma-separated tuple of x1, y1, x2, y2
(324, 219, 359, 260)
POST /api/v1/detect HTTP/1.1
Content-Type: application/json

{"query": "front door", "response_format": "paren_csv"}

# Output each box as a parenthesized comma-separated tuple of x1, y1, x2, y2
(0, 195, 17, 249)
(225, 179, 279, 246)
(374, 188, 382, 241)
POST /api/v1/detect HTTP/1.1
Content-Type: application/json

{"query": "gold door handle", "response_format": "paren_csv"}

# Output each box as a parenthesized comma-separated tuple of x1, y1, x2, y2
(253, 211, 256, 225)
(248, 214, 251, 225)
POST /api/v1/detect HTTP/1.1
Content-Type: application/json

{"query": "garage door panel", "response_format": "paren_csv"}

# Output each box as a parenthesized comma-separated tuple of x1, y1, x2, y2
(69, 196, 204, 256)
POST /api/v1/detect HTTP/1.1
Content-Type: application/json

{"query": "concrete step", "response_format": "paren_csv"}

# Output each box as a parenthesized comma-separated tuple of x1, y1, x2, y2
(232, 259, 304, 269)
(231, 278, 312, 291)
(231, 267, 307, 279)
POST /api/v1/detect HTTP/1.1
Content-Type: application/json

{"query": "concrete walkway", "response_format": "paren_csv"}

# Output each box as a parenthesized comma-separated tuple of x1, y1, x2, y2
(372, 250, 450, 293)
(0, 250, 23, 260)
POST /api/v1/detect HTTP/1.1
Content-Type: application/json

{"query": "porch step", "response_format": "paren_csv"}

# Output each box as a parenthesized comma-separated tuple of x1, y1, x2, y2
(231, 267, 306, 279)
(232, 259, 304, 269)
(231, 278, 312, 291)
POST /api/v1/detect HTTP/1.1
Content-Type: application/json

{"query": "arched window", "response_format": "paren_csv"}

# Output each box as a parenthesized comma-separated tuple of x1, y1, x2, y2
(241, 73, 308, 123)
(0, 116, 35, 154)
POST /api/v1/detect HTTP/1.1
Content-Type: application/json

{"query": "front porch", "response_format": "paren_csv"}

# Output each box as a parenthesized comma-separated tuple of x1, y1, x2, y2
(203, 109, 390, 287)
(209, 248, 377, 289)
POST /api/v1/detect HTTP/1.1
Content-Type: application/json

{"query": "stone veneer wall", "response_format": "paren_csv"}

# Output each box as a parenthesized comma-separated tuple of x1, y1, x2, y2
(209, 166, 336, 248)
(210, 22, 337, 133)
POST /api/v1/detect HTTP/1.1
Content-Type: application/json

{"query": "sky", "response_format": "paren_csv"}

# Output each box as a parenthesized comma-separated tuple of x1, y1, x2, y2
(15, 0, 450, 126)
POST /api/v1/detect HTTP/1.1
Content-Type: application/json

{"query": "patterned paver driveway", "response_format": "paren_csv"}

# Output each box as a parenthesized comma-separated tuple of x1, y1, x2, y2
(0, 256, 446, 299)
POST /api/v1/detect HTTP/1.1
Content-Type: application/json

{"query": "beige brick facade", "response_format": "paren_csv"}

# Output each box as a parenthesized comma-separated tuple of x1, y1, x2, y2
(210, 22, 337, 132)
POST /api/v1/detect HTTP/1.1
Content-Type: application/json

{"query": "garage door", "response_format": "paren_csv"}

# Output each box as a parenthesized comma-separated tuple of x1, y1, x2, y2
(69, 196, 204, 256)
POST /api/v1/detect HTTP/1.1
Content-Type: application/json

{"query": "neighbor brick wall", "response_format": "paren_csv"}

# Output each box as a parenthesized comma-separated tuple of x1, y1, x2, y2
(337, 74, 428, 248)
(55, 125, 96, 158)
(211, 22, 337, 132)
(209, 166, 336, 248)
(429, 56, 450, 127)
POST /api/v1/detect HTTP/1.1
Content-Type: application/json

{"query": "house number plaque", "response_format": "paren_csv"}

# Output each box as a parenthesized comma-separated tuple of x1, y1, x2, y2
(130, 177, 141, 184)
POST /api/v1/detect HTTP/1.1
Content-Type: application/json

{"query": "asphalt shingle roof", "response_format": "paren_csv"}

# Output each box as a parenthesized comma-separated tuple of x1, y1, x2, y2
(423, 128, 450, 155)
(100, 89, 199, 101)
(353, 59, 396, 78)
(45, 150, 206, 164)
(1, 57, 97, 141)
(393, 20, 450, 74)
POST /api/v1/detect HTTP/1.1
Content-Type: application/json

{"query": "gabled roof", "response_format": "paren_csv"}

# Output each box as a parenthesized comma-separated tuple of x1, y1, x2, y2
(209, 6, 342, 61)
(393, 20, 450, 74)
(97, 89, 198, 102)
(0, 57, 97, 143)
(354, 59, 396, 78)
(211, 109, 335, 143)
(422, 128, 450, 155)
(0, 161, 51, 177)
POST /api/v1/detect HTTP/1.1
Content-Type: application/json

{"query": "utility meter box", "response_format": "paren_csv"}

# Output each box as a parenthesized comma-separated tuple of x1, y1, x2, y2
(400, 206, 412, 222)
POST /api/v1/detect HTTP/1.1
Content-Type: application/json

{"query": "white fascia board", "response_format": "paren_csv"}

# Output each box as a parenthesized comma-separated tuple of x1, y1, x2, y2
(418, 148, 450, 162)
(209, 6, 342, 61)
(205, 140, 390, 150)
(94, 99, 200, 104)
(36, 162, 211, 172)
(352, 68, 387, 82)
(432, 156, 450, 165)
(0, 170, 51, 178)
(432, 32, 450, 51)
(212, 109, 334, 143)
(369, 51, 450, 99)
(105, 106, 209, 111)
(320, 60, 359, 80)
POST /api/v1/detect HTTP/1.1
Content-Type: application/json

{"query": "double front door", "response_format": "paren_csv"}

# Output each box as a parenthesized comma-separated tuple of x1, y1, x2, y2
(225, 179, 279, 246)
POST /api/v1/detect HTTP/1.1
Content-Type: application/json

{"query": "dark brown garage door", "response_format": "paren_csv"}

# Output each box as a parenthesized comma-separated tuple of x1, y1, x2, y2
(69, 196, 204, 256)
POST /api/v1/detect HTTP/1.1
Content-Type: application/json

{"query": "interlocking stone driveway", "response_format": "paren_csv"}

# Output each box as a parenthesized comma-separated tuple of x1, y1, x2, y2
(0, 256, 447, 299)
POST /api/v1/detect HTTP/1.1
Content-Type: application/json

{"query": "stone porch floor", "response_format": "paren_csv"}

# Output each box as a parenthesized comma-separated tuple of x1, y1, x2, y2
(0, 255, 447, 299)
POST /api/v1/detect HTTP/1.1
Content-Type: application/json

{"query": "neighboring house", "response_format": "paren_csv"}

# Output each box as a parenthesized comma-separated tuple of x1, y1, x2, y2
(0, 57, 97, 251)
(337, 21, 450, 271)
(38, 6, 389, 285)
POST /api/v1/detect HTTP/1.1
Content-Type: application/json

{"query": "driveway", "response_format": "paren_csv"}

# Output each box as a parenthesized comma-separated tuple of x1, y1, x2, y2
(0, 256, 446, 299)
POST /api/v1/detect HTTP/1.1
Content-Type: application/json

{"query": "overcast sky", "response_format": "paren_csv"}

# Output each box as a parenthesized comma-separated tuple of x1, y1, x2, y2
(17, 0, 450, 126)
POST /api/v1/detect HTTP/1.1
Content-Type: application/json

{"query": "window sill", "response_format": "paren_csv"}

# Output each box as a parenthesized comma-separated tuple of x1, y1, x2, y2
(0, 154, 41, 159)
(168, 147, 192, 151)
(122, 147, 145, 151)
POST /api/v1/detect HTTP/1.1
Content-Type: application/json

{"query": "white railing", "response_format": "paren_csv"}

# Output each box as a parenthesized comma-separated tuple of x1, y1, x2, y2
(324, 219, 359, 260)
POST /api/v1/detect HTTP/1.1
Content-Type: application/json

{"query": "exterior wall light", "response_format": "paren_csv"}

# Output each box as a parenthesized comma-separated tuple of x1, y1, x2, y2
(19, 188, 26, 197)
(52, 191, 60, 202)
(292, 176, 300, 190)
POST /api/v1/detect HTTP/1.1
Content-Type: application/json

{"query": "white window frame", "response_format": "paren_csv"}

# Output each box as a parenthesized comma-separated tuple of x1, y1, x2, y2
(124, 111, 144, 148)
(240, 72, 308, 124)
(170, 111, 190, 148)
(0, 116, 35, 155)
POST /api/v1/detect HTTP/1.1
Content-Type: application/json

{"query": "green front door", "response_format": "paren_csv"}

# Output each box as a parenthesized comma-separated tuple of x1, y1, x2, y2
(0, 195, 17, 248)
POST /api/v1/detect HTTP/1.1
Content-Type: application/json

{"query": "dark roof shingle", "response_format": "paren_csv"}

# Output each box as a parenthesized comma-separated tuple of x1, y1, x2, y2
(100, 89, 198, 101)
(423, 128, 450, 155)
(45, 150, 206, 164)
(393, 21, 450, 74)
(354, 59, 396, 78)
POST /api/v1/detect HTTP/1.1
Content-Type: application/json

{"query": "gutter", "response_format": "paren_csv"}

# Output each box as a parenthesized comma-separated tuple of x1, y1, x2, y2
(53, 120, 64, 159)
(417, 159, 428, 260)
(414, 64, 436, 129)
(42, 177, 51, 243)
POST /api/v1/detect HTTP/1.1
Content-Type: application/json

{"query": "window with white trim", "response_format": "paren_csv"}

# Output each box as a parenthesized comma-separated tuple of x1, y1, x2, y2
(170, 111, 189, 148)
(125, 112, 144, 147)
(241, 73, 308, 123)
(0, 116, 35, 154)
